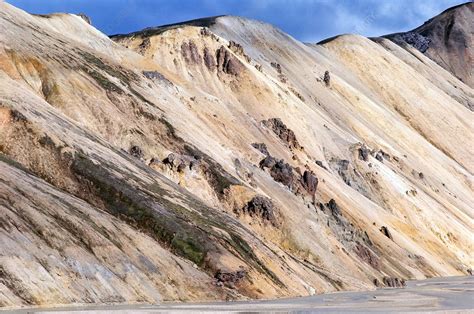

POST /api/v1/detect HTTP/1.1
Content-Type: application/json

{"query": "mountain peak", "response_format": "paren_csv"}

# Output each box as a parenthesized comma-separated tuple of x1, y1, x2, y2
(385, 2, 473, 87)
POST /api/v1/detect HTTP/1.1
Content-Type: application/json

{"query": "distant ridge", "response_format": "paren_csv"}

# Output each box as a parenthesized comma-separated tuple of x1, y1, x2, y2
(110, 15, 225, 39)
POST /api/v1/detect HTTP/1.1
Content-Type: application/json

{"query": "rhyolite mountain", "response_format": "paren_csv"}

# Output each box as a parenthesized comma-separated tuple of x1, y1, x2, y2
(385, 2, 473, 89)
(386, 2, 474, 89)
(0, 1, 472, 308)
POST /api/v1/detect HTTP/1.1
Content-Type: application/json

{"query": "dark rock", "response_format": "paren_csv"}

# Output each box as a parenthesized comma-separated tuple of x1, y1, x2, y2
(142, 71, 172, 85)
(379, 150, 391, 160)
(467, 268, 473, 276)
(10, 109, 27, 122)
(262, 118, 301, 150)
(270, 159, 294, 188)
(241, 195, 278, 225)
(138, 38, 151, 54)
(354, 243, 381, 270)
(382, 276, 406, 288)
(77, 13, 91, 25)
(129, 146, 144, 160)
(375, 150, 391, 162)
(181, 41, 201, 64)
(358, 145, 370, 161)
(200, 27, 212, 37)
(375, 152, 384, 162)
(148, 158, 161, 168)
(278, 74, 288, 83)
(143, 70, 165, 80)
(251, 143, 269, 156)
(315, 160, 328, 170)
(163, 153, 194, 173)
(216, 46, 243, 75)
(329, 158, 351, 185)
(373, 278, 382, 287)
(323, 71, 331, 86)
(301, 170, 318, 195)
(418, 172, 424, 179)
(228, 41, 244, 55)
(271, 62, 282, 74)
(259, 155, 277, 170)
(203, 47, 216, 70)
(327, 199, 341, 217)
(380, 226, 393, 240)
(397, 32, 431, 53)
(215, 268, 246, 289)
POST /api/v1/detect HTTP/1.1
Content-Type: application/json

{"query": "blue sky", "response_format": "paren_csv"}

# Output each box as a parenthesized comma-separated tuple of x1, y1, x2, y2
(6, 0, 467, 42)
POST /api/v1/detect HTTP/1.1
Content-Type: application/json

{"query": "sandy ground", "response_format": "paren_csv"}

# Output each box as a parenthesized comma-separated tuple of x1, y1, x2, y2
(7, 276, 473, 313)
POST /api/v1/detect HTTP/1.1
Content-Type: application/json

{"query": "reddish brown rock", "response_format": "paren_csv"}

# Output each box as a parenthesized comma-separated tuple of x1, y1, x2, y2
(203, 47, 216, 70)
(181, 40, 201, 64)
(262, 118, 301, 150)
(216, 46, 243, 75)
(301, 170, 318, 195)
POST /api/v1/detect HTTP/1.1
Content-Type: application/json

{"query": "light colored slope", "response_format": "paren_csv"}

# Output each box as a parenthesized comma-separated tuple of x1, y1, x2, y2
(210, 17, 474, 266)
(0, 2, 472, 307)
(0, 158, 218, 307)
(115, 16, 474, 277)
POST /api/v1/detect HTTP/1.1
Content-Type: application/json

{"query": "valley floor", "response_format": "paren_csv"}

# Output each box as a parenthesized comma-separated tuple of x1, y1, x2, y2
(7, 276, 474, 313)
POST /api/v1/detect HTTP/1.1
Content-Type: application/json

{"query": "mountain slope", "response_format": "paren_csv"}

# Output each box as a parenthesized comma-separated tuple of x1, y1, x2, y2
(385, 2, 473, 89)
(0, 2, 473, 308)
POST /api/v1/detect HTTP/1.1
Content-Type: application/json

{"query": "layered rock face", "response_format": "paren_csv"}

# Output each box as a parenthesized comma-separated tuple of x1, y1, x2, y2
(0, 1, 473, 309)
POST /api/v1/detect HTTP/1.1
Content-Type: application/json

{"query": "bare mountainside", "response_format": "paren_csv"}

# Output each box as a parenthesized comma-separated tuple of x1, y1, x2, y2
(0, 1, 473, 308)
(385, 2, 473, 89)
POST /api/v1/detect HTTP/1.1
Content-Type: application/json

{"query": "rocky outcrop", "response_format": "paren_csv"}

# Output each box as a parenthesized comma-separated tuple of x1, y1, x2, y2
(77, 13, 91, 25)
(301, 170, 318, 195)
(358, 145, 370, 161)
(383, 277, 406, 288)
(216, 46, 243, 75)
(269, 159, 294, 188)
(380, 226, 393, 240)
(203, 47, 217, 70)
(271, 62, 282, 74)
(129, 145, 144, 160)
(315, 160, 328, 170)
(259, 156, 318, 197)
(396, 32, 431, 53)
(327, 199, 341, 217)
(354, 243, 381, 270)
(374, 150, 390, 162)
(215, 268, 247, 289)
(251, 142, 269, 156)
(228, 41, 244, 56)
(240, 195, 278, 226)
(323, 71, 331, 86)
(143, 70, 172, 85)
(329, 158, 351, 185)
(181, 40, 201, 64)
(163, 152, 197, 173)
(262, 118, 301, 150)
